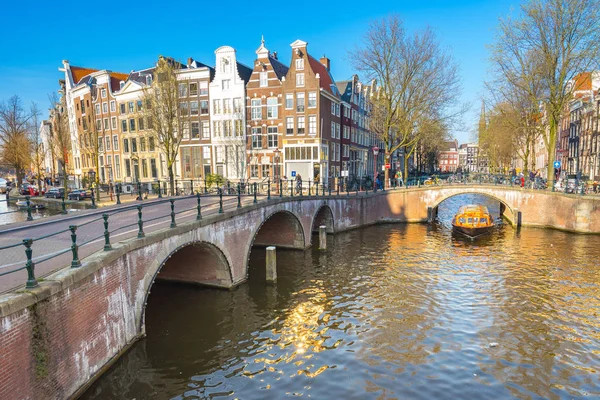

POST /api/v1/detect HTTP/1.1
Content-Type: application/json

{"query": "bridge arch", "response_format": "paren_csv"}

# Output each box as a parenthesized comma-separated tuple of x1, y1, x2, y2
(139, 240, 233, 331)
(430, 189, 515, 217)
(311, 204, 335, 234)
(250, 209, 306, 250)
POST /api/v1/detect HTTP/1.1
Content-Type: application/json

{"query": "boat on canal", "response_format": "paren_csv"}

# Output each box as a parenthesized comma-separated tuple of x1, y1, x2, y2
(451, 204, 495, 237)
(15, 200, 46, 210)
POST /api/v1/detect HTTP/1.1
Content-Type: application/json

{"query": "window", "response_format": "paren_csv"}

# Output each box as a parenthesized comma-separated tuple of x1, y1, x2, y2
(180, 102, 189, 116)
(190, 101, 199, 115)
(115, 155, 121, 179)
(150, 159, 157, 178)
(95, 104, 101, 115)
(251, 127, 262, 149)
(202, 121, 210, 139)
(128, 102, 134, 113)
(110, 101, 116, 112)
(80, 100, 85, 114)
(120, 103, 126, 114)
(251, 164, 258, 178)
(260, 72, 268, 87)
(343, 144, 349, 158)
(267, 97, 278, 119)
(262, 164, 270, 178)
(331, 102, 335, 115)
(131, 138, 137, 153)
(296, 58, 304, 70)
(125, 159, 131, 177)
(235, 119, 243, 136)
(103, 118, 109, 130)
(199, 82, 208, 95)
(187, 122, 198, 139)
(216, 146, 225, 163)
(331, 122, 336, 138)
(296, 92, 305, 112)
(224, 120, 232, 137)
(233, 98, 243, 113)
(96, 119, 101, 130)
(308, 92, 317, 108)
(102, 102, 108, 113)
(142, 159, 148, 178)
(203, 146, 211, 162)
(222, 79, 231, 90)
(179, 83, 188, 97)
(251, 99, 261, 120)
(223, 98, 231, 114)
(200, 100, 209, 114)
(140, 137, 146, 152)
(113, 135, 119, 151)
(189, 82, 198, 96)
(111, 117, 117, 130)
(149, 137, 155, 151)
(221, 57, 231, 73)
(101, 88, 107, 98)
(286, 117, 294, 135)
(296, 73, 305, 87)
(213, 99, 221, 114)
(98, 137, 104, 152)
(105, 136, 111, 151)
(336, 123, 340, 139)
(137, 100, 143, 111)
(309, 116, 317, 135)
(267, 126, 278, 148)
(335, 104, 340, 117)
(138, 118, 144, 131)
(285, 93, 293, 109)
(343, 125, 349, 139)
(182, 122, 190, 139)
(123, 138, 129, 153)
(213, 121, 221, 137)
(297, 116, 305, 135)
(129, 119, 135, 131)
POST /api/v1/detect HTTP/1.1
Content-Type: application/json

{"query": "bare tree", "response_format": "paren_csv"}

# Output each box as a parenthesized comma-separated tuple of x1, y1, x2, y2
(142, 57, 189, 195)
(48, 92, 72, 188)
(29, 103, 45, 190)
(491, 0, 600, 184)
(351, 15, 464, 183)
(0, 96, 33, 187)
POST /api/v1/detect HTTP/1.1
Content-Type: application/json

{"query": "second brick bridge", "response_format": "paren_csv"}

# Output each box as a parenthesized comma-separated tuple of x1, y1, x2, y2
(1, 185, 599, 400)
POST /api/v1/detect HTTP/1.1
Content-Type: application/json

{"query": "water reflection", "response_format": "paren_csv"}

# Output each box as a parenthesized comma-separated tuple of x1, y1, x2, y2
(82, 194, 600, 399)
(0, 194, 62, 225)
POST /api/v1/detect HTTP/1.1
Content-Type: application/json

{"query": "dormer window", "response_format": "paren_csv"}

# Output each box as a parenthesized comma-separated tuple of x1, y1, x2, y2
(295, 58, 304, 70)
(146, 75, 152, 86)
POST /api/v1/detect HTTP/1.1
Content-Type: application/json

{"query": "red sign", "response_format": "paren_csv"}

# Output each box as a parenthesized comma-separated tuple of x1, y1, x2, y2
(385, 163, 391, 169)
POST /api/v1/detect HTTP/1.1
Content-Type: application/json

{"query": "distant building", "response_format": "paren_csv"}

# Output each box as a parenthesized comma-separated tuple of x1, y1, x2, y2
(438, 140, 459, 173)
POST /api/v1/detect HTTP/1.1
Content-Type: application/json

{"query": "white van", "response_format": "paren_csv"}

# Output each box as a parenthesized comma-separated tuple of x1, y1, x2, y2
(0, 178, 7, 194)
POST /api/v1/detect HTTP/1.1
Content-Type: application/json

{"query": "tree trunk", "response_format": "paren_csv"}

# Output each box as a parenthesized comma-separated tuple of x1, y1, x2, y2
(168, 165, 175, 196)
(16, 169, 24, 192)
(403, 148, 409, 182)
(546, 118, 557, 187)
(384, 151, 390, 188)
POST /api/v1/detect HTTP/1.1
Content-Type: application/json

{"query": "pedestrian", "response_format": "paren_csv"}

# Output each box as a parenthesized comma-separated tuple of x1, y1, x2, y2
(395, 170, 403, 187)
(295, 174, 302, 194)
(520, 175, 525, 188)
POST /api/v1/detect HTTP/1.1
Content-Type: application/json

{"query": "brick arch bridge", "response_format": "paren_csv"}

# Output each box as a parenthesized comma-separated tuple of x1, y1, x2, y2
(1, 186, 599, 400)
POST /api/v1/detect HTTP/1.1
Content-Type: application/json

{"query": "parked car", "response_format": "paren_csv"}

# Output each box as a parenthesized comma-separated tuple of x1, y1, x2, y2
(68, 189, 92, 201)
(0, 178, 7, 194)
(45, 187, 65, 199)
(19, 183, 39, 196)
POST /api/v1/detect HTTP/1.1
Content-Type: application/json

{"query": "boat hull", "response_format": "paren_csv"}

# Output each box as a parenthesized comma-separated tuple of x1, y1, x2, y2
(452, 224, 494, 237)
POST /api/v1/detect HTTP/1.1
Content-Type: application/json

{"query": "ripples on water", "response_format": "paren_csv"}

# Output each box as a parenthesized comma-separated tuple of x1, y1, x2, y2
(82, 194, 600, 399)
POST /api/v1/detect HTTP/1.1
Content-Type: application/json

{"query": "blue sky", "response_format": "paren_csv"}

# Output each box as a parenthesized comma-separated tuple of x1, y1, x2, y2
(0, 0, 520, 143)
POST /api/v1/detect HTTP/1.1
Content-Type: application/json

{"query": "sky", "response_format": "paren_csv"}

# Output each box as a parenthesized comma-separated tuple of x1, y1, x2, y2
(0, 0, 521, 144)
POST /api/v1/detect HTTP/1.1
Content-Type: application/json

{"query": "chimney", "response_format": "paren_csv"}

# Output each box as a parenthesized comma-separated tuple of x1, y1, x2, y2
(320, 55, 330, 71)
(272, 51, 278, 60)
(188, 57, 194, 66)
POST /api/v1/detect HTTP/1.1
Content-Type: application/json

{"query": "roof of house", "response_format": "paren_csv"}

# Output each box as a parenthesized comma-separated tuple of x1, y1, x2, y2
(307, 55, 338, 96)
(70, 66, 98, 84)
(269, 55, 289, 81)
(127, 67, 156, 86)
(336, 80, 353, 102)
(573, 72, 592, 92)
(236, 62, 253, 83)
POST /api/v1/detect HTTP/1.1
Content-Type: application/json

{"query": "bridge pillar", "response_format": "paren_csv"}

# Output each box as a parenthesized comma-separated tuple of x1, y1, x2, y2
(266, 246, 277, 283)
(513, 208, 522, 228)
(319, 225, 327, 250)
(427, 206, 437, 223)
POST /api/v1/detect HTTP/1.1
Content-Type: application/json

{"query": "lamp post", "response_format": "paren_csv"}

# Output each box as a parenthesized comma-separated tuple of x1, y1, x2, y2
(274, 148, 280, 194)
(372, 146, 379, 190)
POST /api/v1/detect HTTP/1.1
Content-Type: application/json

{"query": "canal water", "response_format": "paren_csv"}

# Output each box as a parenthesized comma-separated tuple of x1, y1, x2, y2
(0, 194, 62, 225)
(82, 194, 600, 399)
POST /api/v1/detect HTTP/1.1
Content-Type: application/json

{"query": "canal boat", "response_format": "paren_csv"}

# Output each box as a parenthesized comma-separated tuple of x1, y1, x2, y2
(451, 204, 495, 237)
(15, 200, 46, 210)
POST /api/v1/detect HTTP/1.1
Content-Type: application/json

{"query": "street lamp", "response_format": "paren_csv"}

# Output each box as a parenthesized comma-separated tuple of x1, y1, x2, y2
(372, 146, 379, 190)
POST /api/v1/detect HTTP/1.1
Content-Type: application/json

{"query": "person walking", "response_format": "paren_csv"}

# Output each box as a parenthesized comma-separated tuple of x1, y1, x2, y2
(295, 174, 302, 195)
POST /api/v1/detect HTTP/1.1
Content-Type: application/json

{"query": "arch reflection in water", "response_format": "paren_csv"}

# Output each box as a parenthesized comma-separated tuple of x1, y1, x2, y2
(81, 208, 600, 400)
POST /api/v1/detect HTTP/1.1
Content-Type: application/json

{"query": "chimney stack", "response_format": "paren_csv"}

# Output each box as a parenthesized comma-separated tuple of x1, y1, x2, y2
(272, 51, 278, 60)
(187, 57, 194, 66)
(320, 55, 330, 71)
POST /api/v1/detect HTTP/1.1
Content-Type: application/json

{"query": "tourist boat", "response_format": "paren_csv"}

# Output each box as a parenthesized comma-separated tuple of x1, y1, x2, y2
(451, 204, 495, 237)
(15, 200, 46, 210)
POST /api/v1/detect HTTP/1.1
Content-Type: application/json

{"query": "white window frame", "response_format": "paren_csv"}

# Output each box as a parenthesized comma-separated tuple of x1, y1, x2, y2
(296, 73, 305, 87)
(260, 72, 268, 87)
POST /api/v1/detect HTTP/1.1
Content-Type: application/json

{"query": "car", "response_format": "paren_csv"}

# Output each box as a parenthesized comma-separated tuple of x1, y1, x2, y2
(19, 183, 40, 196)
(68, 189, 92, 201)
(45, 187, 65, 199)
(0, 178, 7, 194)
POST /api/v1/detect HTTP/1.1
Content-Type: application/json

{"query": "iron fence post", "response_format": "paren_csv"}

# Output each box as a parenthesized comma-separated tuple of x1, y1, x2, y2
(300, 179, 303, 196)
(322, 183, 325, 197)
(157, 180, 162, 198)
(61, 195, 67, 214)
(337, 183, 340, 196)
(137, 181, 142, 201)
(23, 239, 38, 289)
(137, 205, 145, 238)
(204, 179, 208, 194)
(280, 179, 283, 198)
(253, 183, 257, 204)
(329, 183, 332, 196)
(116, 183, 121, 204)
(190, 179, 193, 194)
(308, 180, 311, 196)
(219, 189, 224, 213)
(196, 192, 202, 220)
(103, 213, 111, 250)
(25, 196, 33, 221)
(69, 225, 81, 268)
(237, 184, 242, 208)
(267, 179, 271, 200)
(170, 199, 177, 228)
(290, 180, 294, 197)
(175, 179, 179, 195)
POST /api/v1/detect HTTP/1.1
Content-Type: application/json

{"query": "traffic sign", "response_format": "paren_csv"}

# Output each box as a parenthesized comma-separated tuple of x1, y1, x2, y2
(291, 171, 296, 177)
(553, 161, 561, 169)
(385, 163, 391, 169)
